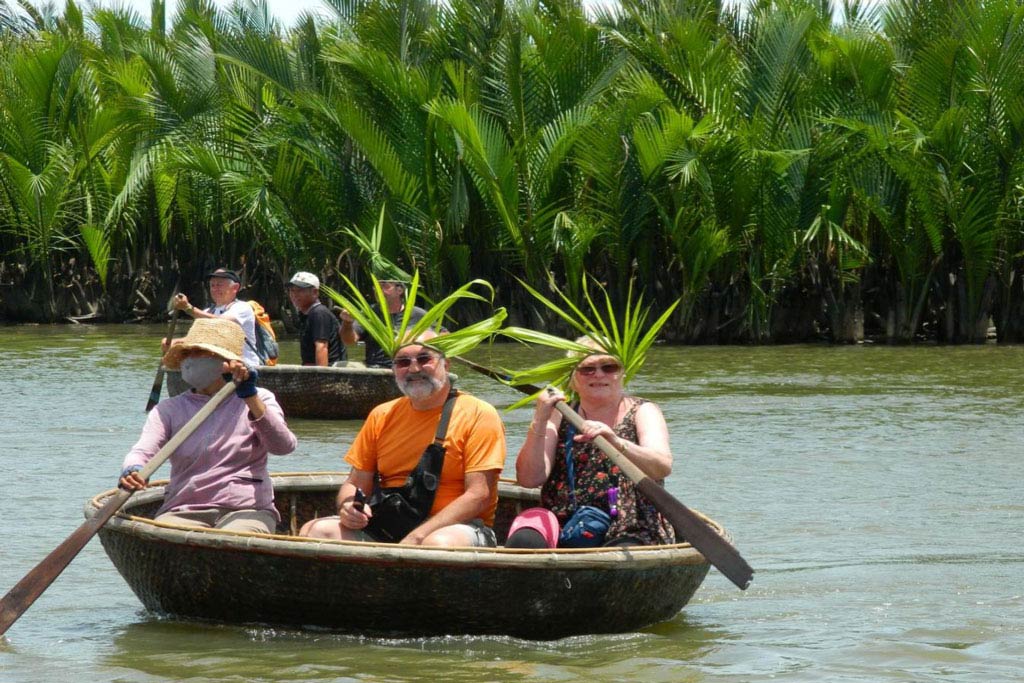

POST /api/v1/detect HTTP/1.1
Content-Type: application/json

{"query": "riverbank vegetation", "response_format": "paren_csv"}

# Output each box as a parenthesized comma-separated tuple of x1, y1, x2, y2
(1, 0, 1022, 342)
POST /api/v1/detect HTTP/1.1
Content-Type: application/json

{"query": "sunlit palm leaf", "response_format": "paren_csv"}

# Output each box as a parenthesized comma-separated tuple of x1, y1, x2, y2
(323, 271, 502, 360)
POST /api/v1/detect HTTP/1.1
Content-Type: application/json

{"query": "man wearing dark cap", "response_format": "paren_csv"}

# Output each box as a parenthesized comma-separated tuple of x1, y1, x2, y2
(339, 278, 429, 367)
(172, 268, 260, 367)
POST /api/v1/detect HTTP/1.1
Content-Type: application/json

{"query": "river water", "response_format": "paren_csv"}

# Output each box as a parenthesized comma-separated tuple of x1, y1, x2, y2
(0, 325, 1021, 682)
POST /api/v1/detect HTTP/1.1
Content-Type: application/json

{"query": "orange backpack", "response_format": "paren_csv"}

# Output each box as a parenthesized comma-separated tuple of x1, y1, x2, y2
(247, 300, 279, 366)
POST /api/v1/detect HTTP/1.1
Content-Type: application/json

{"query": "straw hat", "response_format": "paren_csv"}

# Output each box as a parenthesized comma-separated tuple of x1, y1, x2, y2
(163, 318, 244, 370)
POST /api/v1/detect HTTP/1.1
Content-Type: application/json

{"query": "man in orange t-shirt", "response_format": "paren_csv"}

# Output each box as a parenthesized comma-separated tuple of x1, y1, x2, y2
(300, 335, 505, 546)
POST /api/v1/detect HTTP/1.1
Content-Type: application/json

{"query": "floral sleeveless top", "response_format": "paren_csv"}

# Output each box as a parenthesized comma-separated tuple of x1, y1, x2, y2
(540, 398, 675, 546)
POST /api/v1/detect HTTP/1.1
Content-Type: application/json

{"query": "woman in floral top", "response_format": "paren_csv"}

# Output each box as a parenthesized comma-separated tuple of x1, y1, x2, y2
(506, 339, 675, 548)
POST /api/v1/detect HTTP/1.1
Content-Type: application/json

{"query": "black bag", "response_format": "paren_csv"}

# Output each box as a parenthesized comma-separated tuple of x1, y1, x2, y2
(363, 391, 457, 543)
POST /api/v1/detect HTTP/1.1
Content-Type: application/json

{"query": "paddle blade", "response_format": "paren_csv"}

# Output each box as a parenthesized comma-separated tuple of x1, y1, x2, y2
(0, 489, 132, 636)
(636, 478, 754, 590)
(145, 369, 165, 412)
(145, 309, 181, 412)
(3, 382, 234, 635)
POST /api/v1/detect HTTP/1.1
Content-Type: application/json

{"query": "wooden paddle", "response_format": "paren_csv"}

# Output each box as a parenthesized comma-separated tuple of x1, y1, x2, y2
(0, 381, 236, 636)
(145, 308, 182, 412)
(454, 355, 754, 590)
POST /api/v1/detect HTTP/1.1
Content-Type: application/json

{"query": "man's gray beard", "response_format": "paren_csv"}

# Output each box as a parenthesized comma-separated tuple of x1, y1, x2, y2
(398, 372, 444, 400)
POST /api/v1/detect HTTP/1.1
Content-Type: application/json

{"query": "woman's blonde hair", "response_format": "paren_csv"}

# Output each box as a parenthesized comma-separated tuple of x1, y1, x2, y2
(567, 335, 616, 360)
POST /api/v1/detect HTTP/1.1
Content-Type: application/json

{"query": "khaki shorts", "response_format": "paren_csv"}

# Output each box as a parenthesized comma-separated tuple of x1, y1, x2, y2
(155, 508, 277, 534)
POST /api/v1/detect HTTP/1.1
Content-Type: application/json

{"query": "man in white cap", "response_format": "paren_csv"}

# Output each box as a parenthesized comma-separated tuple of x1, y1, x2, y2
(170, 267, 260, 367)
(287, 271, 345, 366)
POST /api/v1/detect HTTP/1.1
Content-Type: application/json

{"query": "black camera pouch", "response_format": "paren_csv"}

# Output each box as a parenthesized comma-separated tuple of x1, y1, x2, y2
(364, 391, 458, 542)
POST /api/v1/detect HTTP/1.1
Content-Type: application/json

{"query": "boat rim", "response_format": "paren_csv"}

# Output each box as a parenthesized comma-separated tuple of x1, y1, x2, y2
(88, 472, 718, 569)
(242, 363, 395, 376)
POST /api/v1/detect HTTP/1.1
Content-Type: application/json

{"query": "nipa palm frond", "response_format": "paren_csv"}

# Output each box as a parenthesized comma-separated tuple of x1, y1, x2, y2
(500, 275, 680, 404)
(322, 271, 506, 361)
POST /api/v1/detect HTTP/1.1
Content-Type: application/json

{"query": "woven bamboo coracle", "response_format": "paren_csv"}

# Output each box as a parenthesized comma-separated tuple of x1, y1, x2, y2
(88, 474, 715, 639)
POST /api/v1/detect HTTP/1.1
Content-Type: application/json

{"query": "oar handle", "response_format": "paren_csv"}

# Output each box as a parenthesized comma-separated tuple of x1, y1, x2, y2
(0, 381, 236, 636)
(452, 356, 542, 394)
(552, 402, 648, 484)
(139, 381, 236, 480)
(553, 398, 753, 589)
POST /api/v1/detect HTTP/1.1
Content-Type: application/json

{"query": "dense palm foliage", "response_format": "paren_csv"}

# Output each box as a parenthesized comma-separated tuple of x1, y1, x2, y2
(1, 0, 1022, 343)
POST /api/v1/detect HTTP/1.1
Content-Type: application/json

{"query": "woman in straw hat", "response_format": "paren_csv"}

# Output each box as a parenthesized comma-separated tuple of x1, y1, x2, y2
(119, 318, 297, 534)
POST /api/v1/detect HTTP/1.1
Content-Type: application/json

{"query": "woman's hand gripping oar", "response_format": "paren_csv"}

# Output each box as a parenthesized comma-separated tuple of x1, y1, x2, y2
(453, 355, 754, 590)
(0, 381, 236, 636)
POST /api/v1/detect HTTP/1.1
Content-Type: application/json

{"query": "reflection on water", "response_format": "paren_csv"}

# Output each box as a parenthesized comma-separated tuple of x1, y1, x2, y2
(1, 327, 1023, 681)
(104, 615, 723, 683)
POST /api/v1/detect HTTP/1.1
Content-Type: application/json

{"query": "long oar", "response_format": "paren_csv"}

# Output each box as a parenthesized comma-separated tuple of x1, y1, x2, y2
(145, 308, 182, 412)
(0, 381, 236, 636)
(454, 355, 754, 590)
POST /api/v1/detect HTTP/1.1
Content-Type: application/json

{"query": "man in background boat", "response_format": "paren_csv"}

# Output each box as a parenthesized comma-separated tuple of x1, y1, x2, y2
(286, 271, 346, 366)
(299, 331, 505, 546)
(338, 277, 429, 368)
(167, 268, 260, 368)
(120, 317, 298, 533)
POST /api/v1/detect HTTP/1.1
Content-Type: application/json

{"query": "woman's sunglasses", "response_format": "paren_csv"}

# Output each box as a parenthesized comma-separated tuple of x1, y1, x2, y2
(393, 353, 440, 370)
(575, 362, 623, 376)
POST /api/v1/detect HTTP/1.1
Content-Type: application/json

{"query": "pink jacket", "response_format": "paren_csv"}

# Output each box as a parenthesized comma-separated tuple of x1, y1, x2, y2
(122, 388, 297, 519)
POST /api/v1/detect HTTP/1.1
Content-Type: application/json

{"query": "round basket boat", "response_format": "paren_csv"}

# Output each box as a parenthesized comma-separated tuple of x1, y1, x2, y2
(88, 473, 715, 639)
(166, 364, 402, 419)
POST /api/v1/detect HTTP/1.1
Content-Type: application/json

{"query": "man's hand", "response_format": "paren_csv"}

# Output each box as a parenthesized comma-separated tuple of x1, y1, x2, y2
(398, 527, 427, 546)
(172, 293, 192, 311)
(338, 497, 372, 530)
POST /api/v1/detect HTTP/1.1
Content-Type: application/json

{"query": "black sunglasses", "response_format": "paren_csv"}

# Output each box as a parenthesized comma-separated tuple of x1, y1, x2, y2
(575, 362, 623, 376)
(393, 353, 440, 369)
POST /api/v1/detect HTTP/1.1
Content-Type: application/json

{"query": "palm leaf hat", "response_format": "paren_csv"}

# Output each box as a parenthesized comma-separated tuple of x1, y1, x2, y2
(323, 270, 507, 361)
(500, 275, 679, 406)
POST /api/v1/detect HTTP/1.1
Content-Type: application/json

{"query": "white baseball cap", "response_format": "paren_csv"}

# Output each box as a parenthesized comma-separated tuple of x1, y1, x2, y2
(289, 271, 320, 289)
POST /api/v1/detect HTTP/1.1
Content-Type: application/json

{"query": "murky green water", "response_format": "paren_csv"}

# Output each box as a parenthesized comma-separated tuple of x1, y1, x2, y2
(1, 326, 1021, 682)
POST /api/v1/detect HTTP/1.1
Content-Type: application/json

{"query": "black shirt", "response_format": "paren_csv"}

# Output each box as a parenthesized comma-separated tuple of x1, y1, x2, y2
(354, 305, 428, 367)
(298, 302, 345, 365)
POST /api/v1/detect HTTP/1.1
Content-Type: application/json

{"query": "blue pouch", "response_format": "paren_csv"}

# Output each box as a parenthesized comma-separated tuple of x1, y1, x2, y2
(558, 505, 612, 548)
(557, 420, 613, 548)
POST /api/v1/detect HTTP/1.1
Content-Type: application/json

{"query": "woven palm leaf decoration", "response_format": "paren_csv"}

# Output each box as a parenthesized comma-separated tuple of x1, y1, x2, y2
(323, 271, 506, 360)
(500, 275, 679, 406)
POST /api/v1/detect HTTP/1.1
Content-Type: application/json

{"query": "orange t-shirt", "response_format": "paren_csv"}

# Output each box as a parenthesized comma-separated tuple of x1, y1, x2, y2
(344, 393, 506, 525)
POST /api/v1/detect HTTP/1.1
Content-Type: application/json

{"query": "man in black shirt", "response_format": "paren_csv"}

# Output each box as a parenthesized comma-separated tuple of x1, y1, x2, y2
(287, 271, 346, 366)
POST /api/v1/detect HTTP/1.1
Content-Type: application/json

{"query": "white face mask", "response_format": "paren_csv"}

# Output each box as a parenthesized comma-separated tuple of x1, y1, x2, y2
(180, 356, 225, 390)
